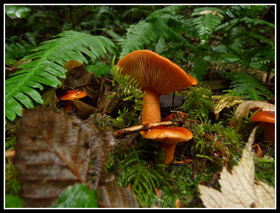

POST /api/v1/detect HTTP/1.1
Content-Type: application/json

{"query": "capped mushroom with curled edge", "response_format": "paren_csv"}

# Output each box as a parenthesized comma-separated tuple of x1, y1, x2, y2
(250, 110, 275, 142)
(141, 126, 193, 164)
(117, 50, 197, 164)
(59, 90, 87, 112)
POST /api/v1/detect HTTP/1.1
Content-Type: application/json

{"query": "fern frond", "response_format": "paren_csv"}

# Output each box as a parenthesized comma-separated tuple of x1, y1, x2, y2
(220, 71, 273, 100)
(5, 30, 115, 122)
(112, 65, 142, 101)
(189, 57, 209, 82)
(119, 20, 158, 58)
(191, 7, 225, 44)
(117, 144, 168, 207)
(119, 6, 192, 58)
(5, 40, 34, 60)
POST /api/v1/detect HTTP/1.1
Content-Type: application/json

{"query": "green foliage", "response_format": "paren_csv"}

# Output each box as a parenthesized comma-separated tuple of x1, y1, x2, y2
(111, 64, 143, 126)
(191, 7, 225, 44)
(52, 183, 98, 208)
(190, 119, 243, 167)
(179, 87, 214, 122)
(254, 155, 275, 187)
(116, 140, 168, 207)
(5, 136, 16, 151)
(5, 30, 115, 123)
(5, 40, 34, 60)
(161, 165, 211, 208)
(119, 5, 193, 58)
(5, 162, 21, 196)
(112, 65, 143, 103)
(86, 62, 111, 78)
(5, 195, 24, 208)
(5, 5, 31, 19)
(220, 71, 274, 100)
(189, 57, 209, 81)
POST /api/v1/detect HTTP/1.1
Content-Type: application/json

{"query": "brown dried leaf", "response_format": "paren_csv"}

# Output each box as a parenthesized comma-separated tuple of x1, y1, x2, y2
(72, 99, 97, 119)
(63, 60, 101, 100)
(98, 173, 139, 208)
(14, 107, 116, 207)
(64, 59, 83, 71)
(199, 127, 275, 208)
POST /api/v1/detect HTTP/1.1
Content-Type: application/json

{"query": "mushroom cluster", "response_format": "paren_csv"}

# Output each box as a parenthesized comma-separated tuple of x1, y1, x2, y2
(117, 50, 197, 164)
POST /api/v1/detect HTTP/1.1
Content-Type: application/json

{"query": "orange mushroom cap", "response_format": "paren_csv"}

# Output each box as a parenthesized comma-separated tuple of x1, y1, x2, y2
(141, 126, 193, 144)
(250, 111, 275, 124)
(117, 50, 197, 95)
(59, 90, 87, 101)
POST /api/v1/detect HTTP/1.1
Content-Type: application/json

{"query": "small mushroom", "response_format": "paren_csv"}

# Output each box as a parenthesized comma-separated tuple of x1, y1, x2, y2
(117, 50, 197, 124)
(59, 90, 87, 112)
(250, 110, 275, 142)
(141, 126, 193, 164)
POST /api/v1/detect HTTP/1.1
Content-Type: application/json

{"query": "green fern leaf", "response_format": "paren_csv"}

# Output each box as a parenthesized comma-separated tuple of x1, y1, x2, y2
(119, 6, 190, 58)
(5, 31, 115, 122)
(220, 71, 273, 100)
(189, 57, 209, 82)
(119, 20, 158, 58)
(5, 40, 33, 60)
(191, 7, 224, 44)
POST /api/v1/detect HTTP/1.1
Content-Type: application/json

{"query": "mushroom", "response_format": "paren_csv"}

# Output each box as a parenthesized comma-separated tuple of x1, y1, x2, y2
(141, 126, 193, 164)
(117, 50, 197, 164)
(117, 50, 197, 125)
(250, 110, 275, 142)
(59, 90, 87, 112)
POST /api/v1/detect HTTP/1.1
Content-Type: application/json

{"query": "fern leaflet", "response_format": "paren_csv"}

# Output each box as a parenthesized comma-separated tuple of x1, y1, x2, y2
(5, 30, 115, 122)
(220, 71, 273, 100)
(191, 7, 225, 44)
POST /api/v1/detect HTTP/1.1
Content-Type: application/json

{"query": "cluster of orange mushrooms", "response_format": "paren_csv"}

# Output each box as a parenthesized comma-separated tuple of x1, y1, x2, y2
(117, 50, 198, 164)
(58, 50, 276, 165)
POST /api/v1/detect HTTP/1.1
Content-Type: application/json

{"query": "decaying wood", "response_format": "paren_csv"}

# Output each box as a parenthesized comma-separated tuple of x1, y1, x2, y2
(113, 121, 178, 137)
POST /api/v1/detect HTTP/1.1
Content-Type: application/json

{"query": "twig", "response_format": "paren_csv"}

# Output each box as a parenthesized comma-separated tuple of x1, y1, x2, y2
(113, 121, 177, 137)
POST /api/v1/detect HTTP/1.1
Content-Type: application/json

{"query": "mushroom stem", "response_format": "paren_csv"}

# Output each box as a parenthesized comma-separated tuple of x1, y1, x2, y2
(160, 143, 176, 164)
(264, 123, 275, 142)
(142, 89, 161, 124)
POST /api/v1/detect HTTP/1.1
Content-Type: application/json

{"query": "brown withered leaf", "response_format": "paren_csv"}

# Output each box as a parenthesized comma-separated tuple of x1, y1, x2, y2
(72, 99, 97, 119)
(64, 59, 83, 72)
(63, 60, 101, 100)
(14, 107, 116, 207)
(98, 173, 139, 208)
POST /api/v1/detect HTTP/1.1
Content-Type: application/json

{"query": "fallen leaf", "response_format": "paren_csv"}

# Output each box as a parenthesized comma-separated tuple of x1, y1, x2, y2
(234, 101, 275, 119)
(72, 99, 97, 119)
(63, 60, 101, 100)
(14, 107, 116, 207)
(198, 127, 275, 208)
(64, 59, 83, 72)
(98, 172, 139, 208)
(213, 95, 243, 120)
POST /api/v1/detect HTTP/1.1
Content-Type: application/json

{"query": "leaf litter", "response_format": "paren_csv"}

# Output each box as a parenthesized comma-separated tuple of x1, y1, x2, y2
(198, 127, 275, 208)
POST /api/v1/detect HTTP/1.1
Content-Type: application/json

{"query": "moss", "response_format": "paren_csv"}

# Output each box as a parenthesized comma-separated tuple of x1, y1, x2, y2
(254, 154, 275, 187)
(179, 86, 214, 122)
(5, 161, 21, 195)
